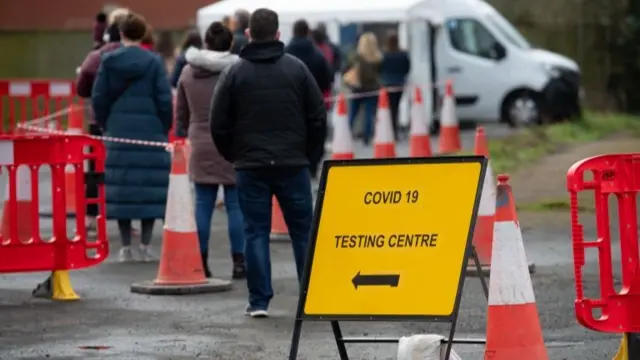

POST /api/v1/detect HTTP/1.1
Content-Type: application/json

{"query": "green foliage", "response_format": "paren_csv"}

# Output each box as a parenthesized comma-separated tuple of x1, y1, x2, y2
(489, 112, 640, 174)
(607, 1, 640, 113)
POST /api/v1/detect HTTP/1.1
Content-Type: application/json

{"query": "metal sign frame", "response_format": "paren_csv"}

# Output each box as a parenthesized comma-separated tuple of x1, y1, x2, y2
(288, 156, 489, 360)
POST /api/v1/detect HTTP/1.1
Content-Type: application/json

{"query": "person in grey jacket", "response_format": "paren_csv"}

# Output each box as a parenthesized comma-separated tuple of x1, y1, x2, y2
(175, 21, 246, 280)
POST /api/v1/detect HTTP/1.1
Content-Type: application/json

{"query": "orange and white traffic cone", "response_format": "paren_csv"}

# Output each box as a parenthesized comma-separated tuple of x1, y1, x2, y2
(1, 166, 34, 243)
(64, 105, 85, 216)
(331, 93, 354, 160)
(468, 127, 495, 276)
(438, 80, 461, 154)
(484, 174, 547, 360)
(409, 86, 432, 157)
(373, 88, 396, 158)
(270, 198, 289, 242)
(130, 142, 232, 295)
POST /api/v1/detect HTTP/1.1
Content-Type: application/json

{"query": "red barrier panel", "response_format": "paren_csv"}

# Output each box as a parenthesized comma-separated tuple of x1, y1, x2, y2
(0, 134, 108, 273)
(567, 154, 640, 333)
(0, 79, 85, 134)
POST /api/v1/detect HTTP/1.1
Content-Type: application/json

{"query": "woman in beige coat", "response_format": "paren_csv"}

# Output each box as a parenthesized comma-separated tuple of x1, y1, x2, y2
(175, 22, 245, 279)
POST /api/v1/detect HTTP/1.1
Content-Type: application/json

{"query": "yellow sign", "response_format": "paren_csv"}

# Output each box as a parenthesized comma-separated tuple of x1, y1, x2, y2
(302, 158, 485, 319)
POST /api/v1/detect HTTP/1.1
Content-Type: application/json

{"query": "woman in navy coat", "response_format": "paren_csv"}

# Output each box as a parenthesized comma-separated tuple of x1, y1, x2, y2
(92, 13, 172, 262)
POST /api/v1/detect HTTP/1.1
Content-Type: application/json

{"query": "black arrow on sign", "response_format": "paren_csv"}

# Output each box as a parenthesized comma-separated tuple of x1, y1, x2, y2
(351, 271, 400, 289)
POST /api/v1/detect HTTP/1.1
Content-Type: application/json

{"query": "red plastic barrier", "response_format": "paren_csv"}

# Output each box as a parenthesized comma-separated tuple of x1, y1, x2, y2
(0, 79, 85, 134)
(0, 134, 108, 273)
(567, 154, 640, 333)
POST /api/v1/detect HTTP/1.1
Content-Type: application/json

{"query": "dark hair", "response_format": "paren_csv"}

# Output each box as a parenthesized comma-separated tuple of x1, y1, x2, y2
(385, 30, 400, 52)
(120, 13, 148, 42)
(181, 30, 203, 52)
(313, 23, 328, 43)
(106, 23, 121, 42)
(222, 16, 230, 28)
(249, 8, 278, 41)
(234, 9, 251, 31)
(293, 20, 309, 38)
(96, 12, 107, 23)
(204, 22, 233, 51)
(141, 29, 155, 46)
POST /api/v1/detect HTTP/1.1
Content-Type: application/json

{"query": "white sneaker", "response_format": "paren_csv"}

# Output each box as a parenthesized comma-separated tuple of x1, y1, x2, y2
(138, 245, 156, 262)
(119, 247, 134, 263)
(244, 304, 269, 318)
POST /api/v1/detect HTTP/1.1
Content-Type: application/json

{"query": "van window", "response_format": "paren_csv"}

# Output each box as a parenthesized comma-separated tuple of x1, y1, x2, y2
(446, 18, 499, 59)
(484, 13, 531, 49)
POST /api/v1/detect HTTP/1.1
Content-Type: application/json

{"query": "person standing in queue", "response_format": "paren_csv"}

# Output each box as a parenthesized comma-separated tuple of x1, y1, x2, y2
(175, 21, 246, 279)
(229, 9, 250, 54)
(285, 19, 332, 179)
(209, 8, 327, 318)
(343, 32, 382, 146)
(380, 30, 411, 140)
(170, 30, 203, 88)
(30, 6, 132, 299)
(92, 12, 173, 262)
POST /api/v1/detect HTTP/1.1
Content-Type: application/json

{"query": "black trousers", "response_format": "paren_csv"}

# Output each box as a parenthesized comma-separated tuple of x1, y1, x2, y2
(388, 91, 404, 140)
(86, 124, 102, 217)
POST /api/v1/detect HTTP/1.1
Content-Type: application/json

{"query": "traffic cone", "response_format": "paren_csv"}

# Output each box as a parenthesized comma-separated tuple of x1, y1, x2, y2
(409, 86, 432, 157)
(64, 105, 85, 216)
(1, 166, 34, 243)
(130, 142, 232, 295)
(467, 127, 495, 276)
(270, 197, 289, 242)
(484, 174, 547, 360)
(373, 88, 396, 158)
(331, 93, 355, 160)
(438, 81, 461, 154)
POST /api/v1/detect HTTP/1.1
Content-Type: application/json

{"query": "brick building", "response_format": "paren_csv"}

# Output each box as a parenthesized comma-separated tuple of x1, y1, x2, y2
(0, 0, 219, 31)
(0, 0, 221, 78)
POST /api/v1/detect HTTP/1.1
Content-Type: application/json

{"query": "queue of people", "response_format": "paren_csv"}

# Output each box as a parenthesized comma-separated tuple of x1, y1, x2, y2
(34, 6, 412, 319)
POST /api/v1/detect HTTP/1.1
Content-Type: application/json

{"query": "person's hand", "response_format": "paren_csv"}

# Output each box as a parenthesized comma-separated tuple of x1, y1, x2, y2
(166, 139, 191, 159)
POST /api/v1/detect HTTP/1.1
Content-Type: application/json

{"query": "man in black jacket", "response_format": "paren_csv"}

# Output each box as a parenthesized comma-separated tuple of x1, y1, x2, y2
(285, 20, 332, 94)
(285, 20, 332, 179)
(209, 8, 327, 318)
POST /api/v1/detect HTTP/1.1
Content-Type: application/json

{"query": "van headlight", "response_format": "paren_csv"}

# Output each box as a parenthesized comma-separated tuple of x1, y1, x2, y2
(541, 63, 561, 78)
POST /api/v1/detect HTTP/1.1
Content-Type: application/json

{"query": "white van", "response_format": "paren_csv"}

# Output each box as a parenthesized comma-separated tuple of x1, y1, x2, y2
(197, 0, 582, 128)
(432, 0, 581, 127)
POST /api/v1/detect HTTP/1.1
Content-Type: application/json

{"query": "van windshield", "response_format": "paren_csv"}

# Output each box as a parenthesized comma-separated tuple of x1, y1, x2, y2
(484, 12, 531, 50)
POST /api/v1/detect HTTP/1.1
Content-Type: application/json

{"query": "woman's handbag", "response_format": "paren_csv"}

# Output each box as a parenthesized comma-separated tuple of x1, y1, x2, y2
(343, 65, 360, 88)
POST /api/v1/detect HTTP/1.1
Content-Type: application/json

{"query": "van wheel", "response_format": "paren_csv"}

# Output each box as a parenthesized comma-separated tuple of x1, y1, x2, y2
(502, 91, 543, 128)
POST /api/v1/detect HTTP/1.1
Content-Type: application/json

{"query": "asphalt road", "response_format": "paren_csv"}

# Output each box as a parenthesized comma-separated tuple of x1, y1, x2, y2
(0, 127, 622, 360)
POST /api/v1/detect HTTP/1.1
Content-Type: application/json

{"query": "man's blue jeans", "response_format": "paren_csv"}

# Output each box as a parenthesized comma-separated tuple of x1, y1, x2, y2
(236, 168, 313, 311)
(194, 183, 245, 255)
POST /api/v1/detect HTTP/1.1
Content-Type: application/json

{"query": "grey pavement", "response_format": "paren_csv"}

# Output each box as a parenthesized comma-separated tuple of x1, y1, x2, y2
(0, 125, 623, 360)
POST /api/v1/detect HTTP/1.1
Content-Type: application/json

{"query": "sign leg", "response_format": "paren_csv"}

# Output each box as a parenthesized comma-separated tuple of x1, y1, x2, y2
(628, 332, 640, 358)
(288, 320, 304, 360)
(471, 246, 489, 300)
(331, 321, 349, 360)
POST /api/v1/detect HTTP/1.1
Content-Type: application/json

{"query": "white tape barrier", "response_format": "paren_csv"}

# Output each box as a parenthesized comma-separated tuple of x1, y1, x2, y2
(397, 335, 463, 360)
